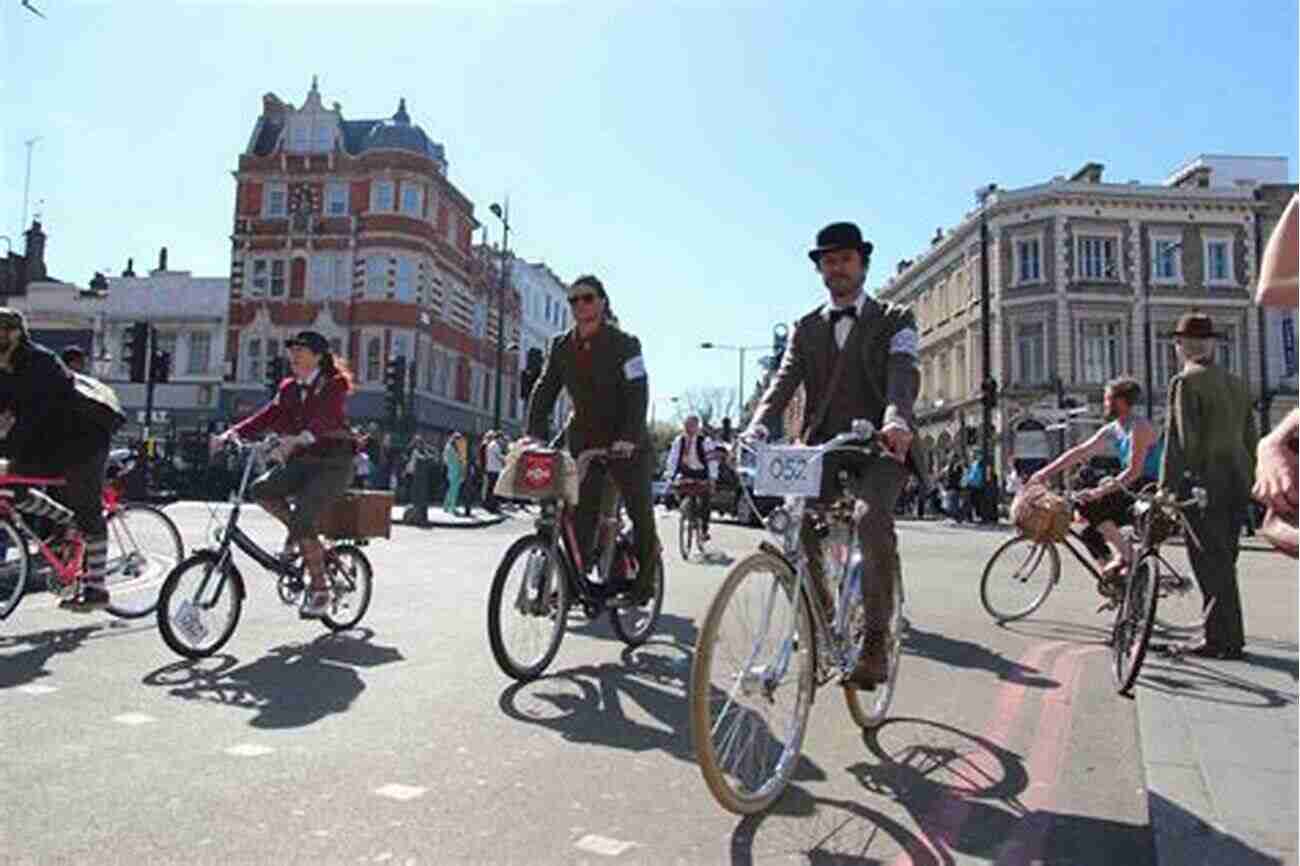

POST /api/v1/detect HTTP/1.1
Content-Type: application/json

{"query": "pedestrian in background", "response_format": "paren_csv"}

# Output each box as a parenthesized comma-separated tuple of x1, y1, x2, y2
(442, 432, 465, 514)
(353, 446, 371, 489)
(484, 431, 506, 513)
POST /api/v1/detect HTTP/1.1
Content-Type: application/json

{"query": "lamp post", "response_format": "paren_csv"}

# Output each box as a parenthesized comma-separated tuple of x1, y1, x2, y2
(489, 201, 510, 431)
(975, 184, 997, 506)
(699, 341, 767, 420)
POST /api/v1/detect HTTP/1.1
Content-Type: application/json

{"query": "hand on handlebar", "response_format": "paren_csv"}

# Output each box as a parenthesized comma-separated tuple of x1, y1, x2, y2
(879, 423, 913, 464)
(609, 440, 636, 459)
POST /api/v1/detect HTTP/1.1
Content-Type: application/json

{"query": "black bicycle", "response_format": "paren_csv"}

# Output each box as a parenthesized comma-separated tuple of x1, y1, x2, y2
(487, 447, 665, 681)
(156, 436, 375, 659)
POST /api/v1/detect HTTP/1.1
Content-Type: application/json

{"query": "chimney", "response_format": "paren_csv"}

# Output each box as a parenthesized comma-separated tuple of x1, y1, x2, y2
(23, 220, 47, 282)
(157, 246, 168, 273)
(1069, 162, 1105, 184)
(896, 258, 912, 274)
(122, 257, 135, 277)
(931, 228, 944, 246)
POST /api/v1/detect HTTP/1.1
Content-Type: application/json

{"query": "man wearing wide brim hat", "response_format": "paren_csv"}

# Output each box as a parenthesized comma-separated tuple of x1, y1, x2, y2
(1158, 311, 1258, 660)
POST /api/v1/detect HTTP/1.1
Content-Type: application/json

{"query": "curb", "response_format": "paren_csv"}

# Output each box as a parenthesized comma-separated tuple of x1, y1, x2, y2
(391, 509, 510, 530)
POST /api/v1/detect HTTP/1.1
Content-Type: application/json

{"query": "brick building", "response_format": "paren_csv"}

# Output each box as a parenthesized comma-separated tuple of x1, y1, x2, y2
(224, 78, 520, 436)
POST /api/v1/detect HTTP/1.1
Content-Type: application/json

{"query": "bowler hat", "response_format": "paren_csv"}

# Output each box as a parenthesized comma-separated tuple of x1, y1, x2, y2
(1170, 312, 1220, 339)
(285, 330, 330, 354)
(809, 222, 874, 264)
(0, 307, 28, 336)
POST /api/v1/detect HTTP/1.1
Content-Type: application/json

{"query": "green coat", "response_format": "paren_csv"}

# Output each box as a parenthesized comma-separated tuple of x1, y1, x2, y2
(526, 324, 650, 454)
(1159, 361, 1259, 507)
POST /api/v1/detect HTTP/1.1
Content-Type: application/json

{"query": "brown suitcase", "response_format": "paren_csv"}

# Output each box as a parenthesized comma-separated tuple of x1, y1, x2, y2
(319, 490, 393, 539)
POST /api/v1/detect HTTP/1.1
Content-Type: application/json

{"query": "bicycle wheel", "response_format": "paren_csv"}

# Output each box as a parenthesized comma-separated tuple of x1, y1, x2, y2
(979, 535, 1060, 622)
(320, 544, 373, 632)
(609, 551, 664, 646)
(157, 551, 245, 659)
(1148, 547, 1208, 633)
(487, 534, 569, 681)
(0, 518, 31, 620)
(845, 564, 904, 729)
(690, 550, 815, 814)
(678, 502, 694, 560)
(1112, 554, 1159, 695)
(104, 503, 184, 619)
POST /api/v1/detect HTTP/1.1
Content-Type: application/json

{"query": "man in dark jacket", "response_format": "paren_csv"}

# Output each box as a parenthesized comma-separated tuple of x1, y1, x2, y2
(0, 309, 118, 610)
(525, 274, 659, 605)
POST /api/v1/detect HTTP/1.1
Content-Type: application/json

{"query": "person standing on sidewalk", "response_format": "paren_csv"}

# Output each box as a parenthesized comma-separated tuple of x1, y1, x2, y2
(1159, 312, 1259, 660)
(442, 432, 465, 514)
(483, 431, 506, 513)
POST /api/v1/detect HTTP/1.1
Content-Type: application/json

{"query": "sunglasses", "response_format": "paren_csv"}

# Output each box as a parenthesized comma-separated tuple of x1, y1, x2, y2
(568, 292, 600, 306)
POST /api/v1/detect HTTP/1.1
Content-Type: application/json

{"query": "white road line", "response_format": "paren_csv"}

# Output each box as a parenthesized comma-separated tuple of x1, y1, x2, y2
(112, 712, 157, 726)
(16, 684, 58, 695)
(374, 784, 427, 801)
(224, 743, 275, 757)
(574, 835, 638, 857)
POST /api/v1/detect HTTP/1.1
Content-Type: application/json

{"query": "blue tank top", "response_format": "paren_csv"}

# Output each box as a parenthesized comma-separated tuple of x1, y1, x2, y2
(1111, 419, 1162, 481)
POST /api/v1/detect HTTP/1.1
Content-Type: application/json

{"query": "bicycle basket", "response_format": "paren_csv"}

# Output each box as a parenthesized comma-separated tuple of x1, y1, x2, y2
(494, 446, 579, 505)
(1133, 499, 1178, 546)
(672, 478, 712, 498)
(1011, 484, 1071, 544)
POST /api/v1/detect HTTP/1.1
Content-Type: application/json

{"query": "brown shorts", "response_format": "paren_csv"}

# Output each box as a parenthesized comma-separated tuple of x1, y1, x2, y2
(251, 454, 353, 541)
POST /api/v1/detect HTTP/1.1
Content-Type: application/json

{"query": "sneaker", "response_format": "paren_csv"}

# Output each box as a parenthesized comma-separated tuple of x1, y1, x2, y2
(63, 584, 110, 613)
(299, 589, 331, 619)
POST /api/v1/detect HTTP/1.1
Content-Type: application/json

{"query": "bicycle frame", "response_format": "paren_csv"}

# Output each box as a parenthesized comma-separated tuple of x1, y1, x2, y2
(0, 473, 125, 591)
(531, 455, 628, 607)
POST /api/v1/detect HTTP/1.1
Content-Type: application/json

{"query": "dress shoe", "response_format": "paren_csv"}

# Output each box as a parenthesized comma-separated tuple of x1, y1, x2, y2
(845, 630, 890, 687)
(1159, 640, 1244, 661)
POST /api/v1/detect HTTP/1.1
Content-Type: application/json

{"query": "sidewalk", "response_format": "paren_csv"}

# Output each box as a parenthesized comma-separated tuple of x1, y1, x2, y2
(1136, 634, 1298, 865)
(390, 505, 510, 529)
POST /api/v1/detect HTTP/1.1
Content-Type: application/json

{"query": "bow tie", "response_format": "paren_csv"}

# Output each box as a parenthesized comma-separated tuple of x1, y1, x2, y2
(829, 306, 857, 325)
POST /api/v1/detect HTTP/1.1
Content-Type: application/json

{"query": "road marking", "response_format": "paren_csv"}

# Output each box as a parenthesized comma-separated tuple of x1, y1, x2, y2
(112, 712, 156, 726)
(16, 684, 58, 695)
(574, 835, 637, 856)
(374, 784, 427, 801)
(224, 743, 275, 757)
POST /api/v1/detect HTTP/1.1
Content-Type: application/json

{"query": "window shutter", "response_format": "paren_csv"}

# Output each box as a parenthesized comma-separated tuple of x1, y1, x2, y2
(351, 180, 371, 215)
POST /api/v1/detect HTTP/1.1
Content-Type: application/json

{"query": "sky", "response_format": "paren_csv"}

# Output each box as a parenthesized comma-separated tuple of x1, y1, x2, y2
(3, 0, 1297, 424)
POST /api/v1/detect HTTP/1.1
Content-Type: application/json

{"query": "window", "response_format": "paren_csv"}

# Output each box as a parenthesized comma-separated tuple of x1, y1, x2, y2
(424, 348, 435, 390)
(1283, 316, 1298, 378)
(1015, 321, 1047, 385)
(1215, 324, 1239, 374)
(953, 346, 966, 398)
(188, 332, 211, 375)
(310, 256, 329, 298)
(1078, 320, 1123, 384)
(396, 257, 414, 302)
(366, 257, 387, 295)
(1204, 237, 1233, 284)
(1151, 236, 1182, 283)
(266, 184, 287, 218)
(365, 337, 382, 382)
(270, 260, 286, 297)
(1155, 335, 1179, 393)
(372, 181, 395, 212)
(250, 259, 269, 297)
(936, 354, 949, 401)
(313, 121, 333, 152)
(1016, 238, 1041, 284)
(326, 183, 348, 216)
(291, 123, 309, 152)
(246, 338, 262, 382)
(1078, 235, 1117, 281)
(401, 184, 422, 217)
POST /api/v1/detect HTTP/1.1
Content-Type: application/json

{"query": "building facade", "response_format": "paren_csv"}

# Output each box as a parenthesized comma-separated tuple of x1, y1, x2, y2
(224, 79, 520, 437)
(510, 255, 572, 432)
(876, 155, 1297, 476)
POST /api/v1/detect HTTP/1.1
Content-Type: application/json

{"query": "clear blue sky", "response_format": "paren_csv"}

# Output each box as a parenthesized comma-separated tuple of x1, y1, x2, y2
(4, 1, 1296, 422)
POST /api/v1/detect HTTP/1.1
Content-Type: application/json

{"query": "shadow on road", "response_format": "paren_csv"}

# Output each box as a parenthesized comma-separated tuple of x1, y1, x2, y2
(1148, 790, 1286, 866)
(997, 616, 1113, 647)
(141, 628, 404, 728)
(0, 619, 154, 691)
(902, 624, 1061, 689)
(1138, 653, 1298, 708)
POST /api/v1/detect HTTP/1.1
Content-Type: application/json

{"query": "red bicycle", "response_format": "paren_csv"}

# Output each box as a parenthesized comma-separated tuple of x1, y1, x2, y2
(0, 456, 184, 621)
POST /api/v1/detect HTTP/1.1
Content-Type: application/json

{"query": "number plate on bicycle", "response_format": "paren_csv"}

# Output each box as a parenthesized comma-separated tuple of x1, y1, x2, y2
(175, 600, 208, 644)
(753, 445, 823, 497)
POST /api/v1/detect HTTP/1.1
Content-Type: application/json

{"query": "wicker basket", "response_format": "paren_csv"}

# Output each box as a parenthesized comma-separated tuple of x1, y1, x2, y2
(319, 490, 393, 540)
(1011, 484, 1071, 544)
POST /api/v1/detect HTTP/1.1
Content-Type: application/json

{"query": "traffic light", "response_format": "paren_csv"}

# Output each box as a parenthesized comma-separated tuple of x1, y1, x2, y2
(520, 347, 544, 400)
(125, 321, 150, 383)
(265, 356, 287, 395)
(384, 355, 407, 421)
(981, 377, 999, 409)
(150, 350, 172, 384)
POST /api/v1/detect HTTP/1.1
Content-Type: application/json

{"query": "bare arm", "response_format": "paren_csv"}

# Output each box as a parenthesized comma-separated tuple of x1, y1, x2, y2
(1029, 425, 1110, 485)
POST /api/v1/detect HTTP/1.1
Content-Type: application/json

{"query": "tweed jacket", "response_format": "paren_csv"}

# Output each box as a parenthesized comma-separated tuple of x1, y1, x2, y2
(1159, 360, 1259, 506)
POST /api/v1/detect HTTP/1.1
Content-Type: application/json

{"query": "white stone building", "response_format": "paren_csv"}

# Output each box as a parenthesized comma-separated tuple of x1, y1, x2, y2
(510, 256, 572, 434)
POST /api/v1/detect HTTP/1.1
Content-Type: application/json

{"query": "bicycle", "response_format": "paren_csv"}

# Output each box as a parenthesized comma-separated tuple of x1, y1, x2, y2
(0, 455, 184, 621)
(155, 436, 374, 659)
(674, 477, 712, 561)
(979, 487, 1208, 635)
(689, 421, 905, 814)
(486, 446, 665, 682)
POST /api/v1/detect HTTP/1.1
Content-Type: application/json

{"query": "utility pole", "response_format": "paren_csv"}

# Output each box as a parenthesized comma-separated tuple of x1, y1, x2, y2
(21, 137, 41, 235)
(976, 182, 999, 523)
(489, 200, 510, 431)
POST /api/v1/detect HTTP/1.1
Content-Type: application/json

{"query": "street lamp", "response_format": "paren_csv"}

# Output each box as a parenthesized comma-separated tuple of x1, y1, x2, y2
(975, 182, 998, 523)
(489, 201, 510, 431)
(699, 341, 767, 419)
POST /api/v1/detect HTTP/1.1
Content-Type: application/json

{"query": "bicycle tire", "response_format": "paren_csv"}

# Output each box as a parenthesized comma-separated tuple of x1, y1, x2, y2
(0, 518, 31, 620)
(487, 534, 569, 682)
(1149, 549, 1209, 633)
(156, 551, 245, 660)
(105, 503, 184, 619)
(1112, 554, 1160, 696)
(678, 503, 694, 561)
(690, 550, 815, 814)
(320, 544, 373, 632)
(845, 564, 905, 729)
(979, 535, 1060, 622)
(609, 551, 664, 646)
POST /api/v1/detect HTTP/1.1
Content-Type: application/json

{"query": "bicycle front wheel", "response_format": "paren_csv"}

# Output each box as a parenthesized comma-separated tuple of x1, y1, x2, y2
(320, 544, 373, 632)
(0, 517, 31, 620)
(157, 551, 244, 659)
(609, 551, 664, 646)
(845, 562, 904, 729)
(678, 504, 694, 560)
(979, 535, 1060, 622)
(1112, 554, 1160, 696)
(105, 503, 184, 619)
(690, 550, 815, 815)
(487, 534, 569, 681)
(1148, 547, 1208, 633)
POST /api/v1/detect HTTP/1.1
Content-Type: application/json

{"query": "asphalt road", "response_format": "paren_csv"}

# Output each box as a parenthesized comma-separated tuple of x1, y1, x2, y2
(2, 502, 1295, 865)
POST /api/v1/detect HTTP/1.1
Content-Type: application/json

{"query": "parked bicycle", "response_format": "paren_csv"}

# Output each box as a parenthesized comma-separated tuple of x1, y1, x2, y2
(155, 436, 374, 659)
(487, 446, 665, 682)
(674, 477, 712, 561)
(689, 421, 905, 814)
(0, 454, 183, 622)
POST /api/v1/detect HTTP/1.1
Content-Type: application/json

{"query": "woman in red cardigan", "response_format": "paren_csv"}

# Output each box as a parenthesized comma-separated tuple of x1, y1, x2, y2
(215, 331, 356, 618)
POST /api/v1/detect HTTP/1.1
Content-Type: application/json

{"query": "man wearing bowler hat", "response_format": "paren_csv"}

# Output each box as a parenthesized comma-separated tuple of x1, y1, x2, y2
(746, 222, 920, 687)
(1159, 311, 1258, 659)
